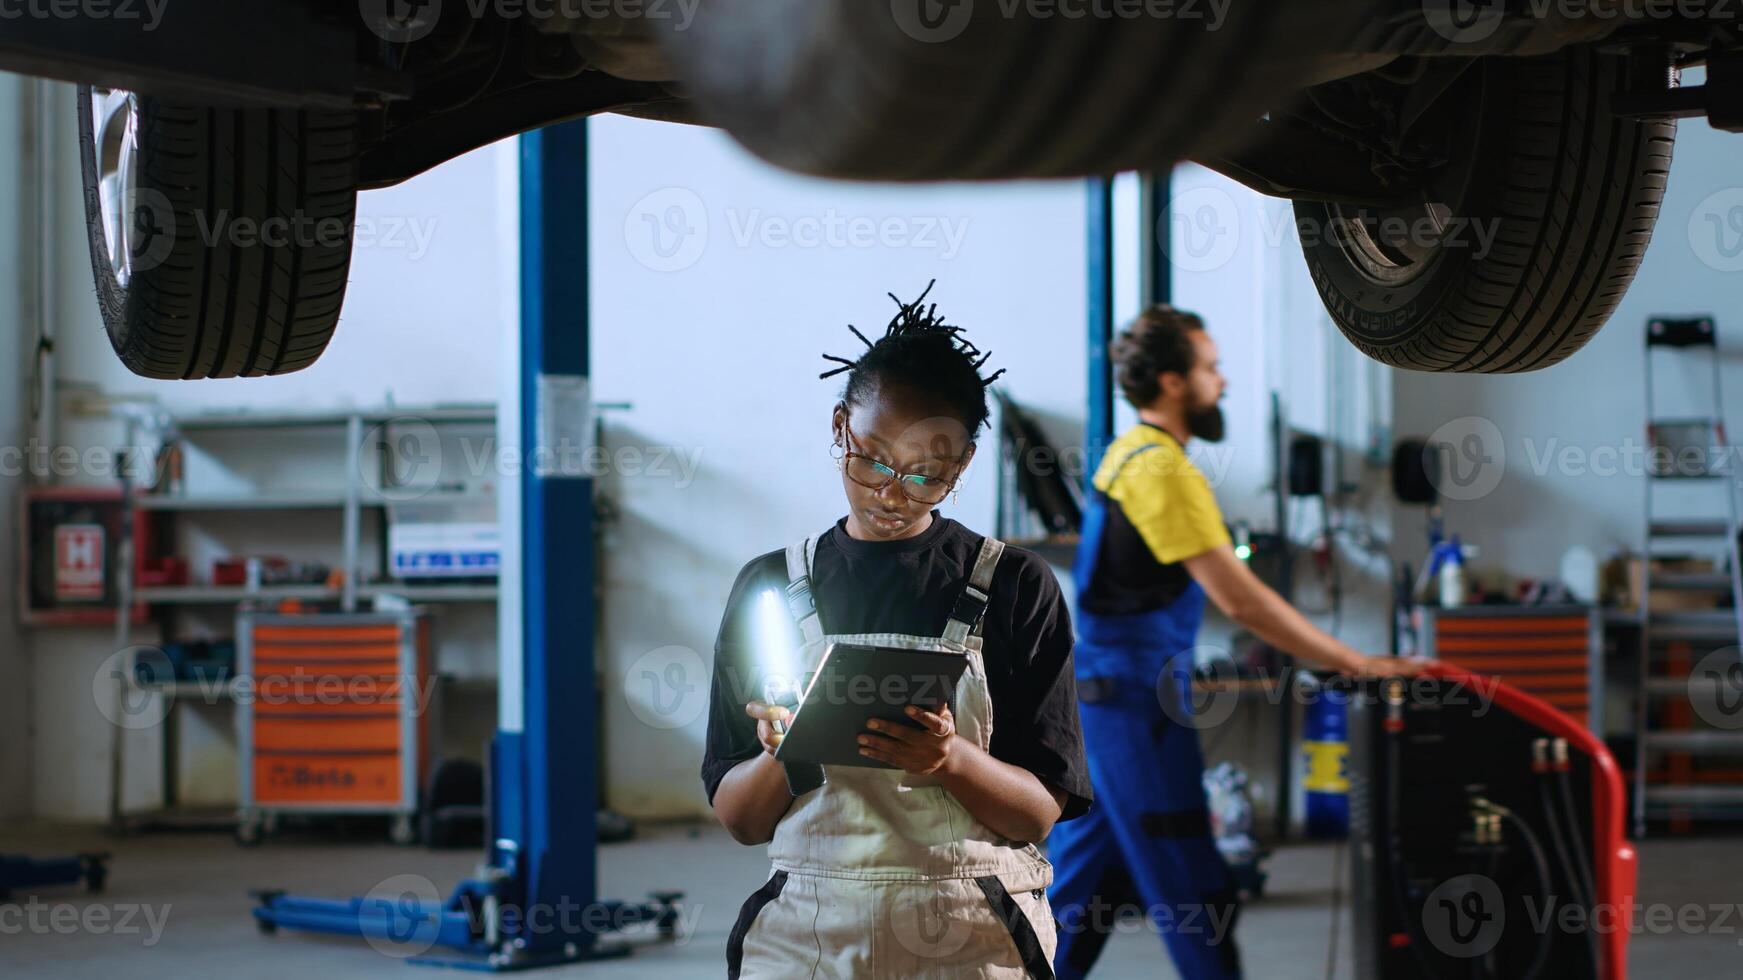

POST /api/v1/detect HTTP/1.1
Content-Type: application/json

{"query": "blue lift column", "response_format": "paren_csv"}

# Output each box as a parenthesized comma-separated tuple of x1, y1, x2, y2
(250, 119, 679, 971)
(1086, 170, 1170, 479)
(504, 117, 605, 963)
(1085, 176, 1115, 482)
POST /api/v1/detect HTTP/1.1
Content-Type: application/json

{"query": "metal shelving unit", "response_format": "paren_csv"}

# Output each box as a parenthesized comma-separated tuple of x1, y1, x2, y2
(108, 404, 499, 833)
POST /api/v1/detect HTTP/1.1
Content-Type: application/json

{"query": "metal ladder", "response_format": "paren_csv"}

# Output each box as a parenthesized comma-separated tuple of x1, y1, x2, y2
(1634, 315, 1743, 837)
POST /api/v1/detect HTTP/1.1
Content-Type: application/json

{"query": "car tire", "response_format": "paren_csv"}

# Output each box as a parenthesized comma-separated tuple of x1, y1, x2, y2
(78, 87, 359, 379)
(651, 0, 1373, 181)
(1295, 47, 1675, 373)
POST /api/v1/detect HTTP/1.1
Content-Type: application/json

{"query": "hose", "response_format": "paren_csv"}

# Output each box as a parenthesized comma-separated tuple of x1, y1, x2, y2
(1556, 767, 1601, 918)
(1551, 767, 1603, 974)
(1482, 801, 1557, 980)
(1384, 716, 1447, 980)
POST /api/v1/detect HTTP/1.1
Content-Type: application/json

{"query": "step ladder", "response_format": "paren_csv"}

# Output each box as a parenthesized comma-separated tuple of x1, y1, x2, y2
(1634, 315, 1743, 836)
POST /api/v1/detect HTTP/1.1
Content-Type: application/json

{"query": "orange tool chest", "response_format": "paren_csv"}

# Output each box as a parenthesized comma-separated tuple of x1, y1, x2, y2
(1418, 605, 1603, 731)
(237, 610, 435, 843)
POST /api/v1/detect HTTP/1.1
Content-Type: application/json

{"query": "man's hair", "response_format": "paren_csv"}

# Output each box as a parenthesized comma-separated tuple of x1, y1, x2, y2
(1111, 304, 1205, 408)
(820, 280, 1005, 436)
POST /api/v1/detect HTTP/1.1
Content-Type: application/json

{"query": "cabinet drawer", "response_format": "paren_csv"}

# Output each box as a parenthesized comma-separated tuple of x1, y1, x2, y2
(252, 751, 402, 806)
(253, 715, 402, 753)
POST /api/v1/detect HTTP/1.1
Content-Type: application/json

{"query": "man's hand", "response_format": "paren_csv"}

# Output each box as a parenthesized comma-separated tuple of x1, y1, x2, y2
(743, 700, 791, 757)
(1343, 654, 1429, 678)
(857, 703, 958, 775)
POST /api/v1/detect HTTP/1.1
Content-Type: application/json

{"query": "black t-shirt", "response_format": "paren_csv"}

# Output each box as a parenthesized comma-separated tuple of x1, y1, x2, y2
(1078, 499, 1197, 616)
(699, 512, 1093, 821)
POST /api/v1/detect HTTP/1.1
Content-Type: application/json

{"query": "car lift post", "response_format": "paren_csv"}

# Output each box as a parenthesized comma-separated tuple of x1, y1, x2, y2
(251, 119, 679, 969)
(1085, 175, 1115, 478)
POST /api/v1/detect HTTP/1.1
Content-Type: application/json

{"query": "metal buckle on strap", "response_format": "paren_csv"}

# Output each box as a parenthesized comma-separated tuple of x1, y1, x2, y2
(948, 584, 990, 633)
(784, 578, 815, 622)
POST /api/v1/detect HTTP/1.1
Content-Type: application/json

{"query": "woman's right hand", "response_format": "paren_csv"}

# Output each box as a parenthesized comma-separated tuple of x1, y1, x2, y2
(744, 701, 792, 757)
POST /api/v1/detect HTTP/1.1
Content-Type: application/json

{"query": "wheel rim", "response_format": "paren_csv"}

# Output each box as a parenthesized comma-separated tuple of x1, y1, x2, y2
(1326, 199, 1454, 288)
(89, 88, 141, 289)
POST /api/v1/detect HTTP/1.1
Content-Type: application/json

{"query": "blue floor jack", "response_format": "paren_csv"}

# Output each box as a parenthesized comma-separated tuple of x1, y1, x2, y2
(0, 853, 108, 902)
(249, 121, 682, 969)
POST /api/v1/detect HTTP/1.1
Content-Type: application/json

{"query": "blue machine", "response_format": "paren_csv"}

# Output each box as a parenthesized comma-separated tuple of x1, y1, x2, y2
(249, 121, 680, 969)
(0, 853, 107, 901)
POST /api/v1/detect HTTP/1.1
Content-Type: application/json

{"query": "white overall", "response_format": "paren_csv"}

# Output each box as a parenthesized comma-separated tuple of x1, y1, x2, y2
(726, 531, 1060, 980)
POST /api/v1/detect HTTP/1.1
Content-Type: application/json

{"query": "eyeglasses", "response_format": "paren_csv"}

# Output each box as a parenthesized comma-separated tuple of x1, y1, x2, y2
(838, 418, 966, 505)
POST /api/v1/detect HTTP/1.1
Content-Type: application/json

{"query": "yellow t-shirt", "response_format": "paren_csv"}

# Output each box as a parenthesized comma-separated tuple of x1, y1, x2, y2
(1092, 424, 1230, 565)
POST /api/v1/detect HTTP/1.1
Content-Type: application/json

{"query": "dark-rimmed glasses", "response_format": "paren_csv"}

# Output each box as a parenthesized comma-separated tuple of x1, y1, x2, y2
(838, 418, 968, 505)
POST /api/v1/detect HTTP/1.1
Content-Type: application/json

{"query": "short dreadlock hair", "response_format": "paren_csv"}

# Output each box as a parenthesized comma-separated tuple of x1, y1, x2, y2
(820, 281, 1006, 437)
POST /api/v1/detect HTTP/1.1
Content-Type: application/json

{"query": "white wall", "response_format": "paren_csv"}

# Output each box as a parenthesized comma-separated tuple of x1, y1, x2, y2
(1391, 112, 1743, 584)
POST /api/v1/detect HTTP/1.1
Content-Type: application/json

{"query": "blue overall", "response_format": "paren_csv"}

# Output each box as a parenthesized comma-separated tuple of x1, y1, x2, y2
(1048, 443, 1243, 980)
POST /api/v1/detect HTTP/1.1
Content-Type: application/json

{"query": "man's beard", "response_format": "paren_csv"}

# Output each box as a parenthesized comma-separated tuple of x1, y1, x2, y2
(1186, 403, 1225, 443)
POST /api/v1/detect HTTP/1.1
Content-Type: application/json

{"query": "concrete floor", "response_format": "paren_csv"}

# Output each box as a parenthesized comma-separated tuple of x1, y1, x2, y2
(2, 821, 1738, 978)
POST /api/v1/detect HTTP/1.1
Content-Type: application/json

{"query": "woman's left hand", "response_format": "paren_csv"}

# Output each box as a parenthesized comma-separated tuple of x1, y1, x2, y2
(858, 703, 959, 775)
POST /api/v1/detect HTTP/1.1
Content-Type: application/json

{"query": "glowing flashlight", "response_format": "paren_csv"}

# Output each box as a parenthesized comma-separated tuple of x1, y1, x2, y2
(755, 590, 802, 735)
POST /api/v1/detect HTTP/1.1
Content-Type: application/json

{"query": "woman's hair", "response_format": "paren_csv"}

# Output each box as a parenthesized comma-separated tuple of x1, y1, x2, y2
(820, 281, 1005, 435)
(1111, 304, 1205, 408)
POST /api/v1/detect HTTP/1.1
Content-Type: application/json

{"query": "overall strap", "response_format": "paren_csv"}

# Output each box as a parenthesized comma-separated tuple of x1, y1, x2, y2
(1098, 440, 1166, 495)
(943, 536, 1006, 645)
(782, 534, 825, 645)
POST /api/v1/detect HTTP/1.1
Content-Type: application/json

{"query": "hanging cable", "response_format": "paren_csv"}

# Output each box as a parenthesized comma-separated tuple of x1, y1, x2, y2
(1474, 799, 1556, 980)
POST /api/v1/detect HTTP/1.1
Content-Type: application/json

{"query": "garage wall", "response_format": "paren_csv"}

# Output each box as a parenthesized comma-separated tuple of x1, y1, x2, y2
(0, 74, 33, 821)
(1391, 113, 1743, 585)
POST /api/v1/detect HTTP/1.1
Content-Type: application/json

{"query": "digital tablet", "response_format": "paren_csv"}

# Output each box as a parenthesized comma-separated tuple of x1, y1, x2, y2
(774, 642, 969, 770)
